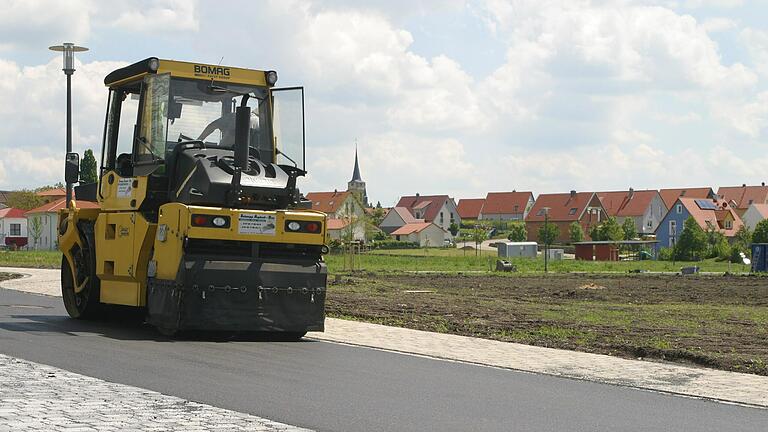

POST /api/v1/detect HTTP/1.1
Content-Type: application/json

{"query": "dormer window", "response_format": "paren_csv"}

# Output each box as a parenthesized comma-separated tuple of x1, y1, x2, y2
(676, 204, 682, 214)
(725, 220, 733, 229)
(568, 208, 577, 215)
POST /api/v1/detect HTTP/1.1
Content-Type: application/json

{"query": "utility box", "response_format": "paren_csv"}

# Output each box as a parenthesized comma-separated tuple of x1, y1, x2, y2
(497, 242, 538, 258)
(751, 243, 768, 272)
(547, 249, 564, 261)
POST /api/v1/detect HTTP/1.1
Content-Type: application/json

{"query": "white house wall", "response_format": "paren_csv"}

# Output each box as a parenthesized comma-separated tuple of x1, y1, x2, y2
(0, 217, 27, 243)
(27, 213, 58, 251)
(742, 206, 767, 230)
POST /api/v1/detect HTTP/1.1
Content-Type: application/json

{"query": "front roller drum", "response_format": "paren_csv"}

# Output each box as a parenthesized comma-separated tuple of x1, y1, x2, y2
(147, 259, 327, 334)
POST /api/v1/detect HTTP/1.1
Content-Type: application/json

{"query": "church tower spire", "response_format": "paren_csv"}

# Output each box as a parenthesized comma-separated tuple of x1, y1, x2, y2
(347, 141, 369, 207)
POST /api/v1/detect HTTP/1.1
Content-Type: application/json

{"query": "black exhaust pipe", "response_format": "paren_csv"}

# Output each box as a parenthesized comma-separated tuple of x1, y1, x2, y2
(234, 106, 251, 171)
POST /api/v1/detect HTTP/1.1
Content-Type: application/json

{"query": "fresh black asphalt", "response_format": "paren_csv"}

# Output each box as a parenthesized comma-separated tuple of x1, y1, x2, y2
(0, 288, 766, 432)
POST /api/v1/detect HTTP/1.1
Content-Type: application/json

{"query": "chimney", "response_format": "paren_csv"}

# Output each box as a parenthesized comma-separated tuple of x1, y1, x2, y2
(334, 189, 338, 195)
(743, 183, 747, 187)
(416, 192, 420, 197)
(570, 190, 576, 198)
(763, 182, 765, 187)
(628, 187, 634, 200)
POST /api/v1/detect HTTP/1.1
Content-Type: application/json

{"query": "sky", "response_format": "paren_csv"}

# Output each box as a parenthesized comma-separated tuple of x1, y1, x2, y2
(1, 0, 768, 206)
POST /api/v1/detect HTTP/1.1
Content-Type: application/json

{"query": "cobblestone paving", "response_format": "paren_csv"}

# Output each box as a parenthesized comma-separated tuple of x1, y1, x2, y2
(3, 266, 767, 409)
(0, 354, 310, 432)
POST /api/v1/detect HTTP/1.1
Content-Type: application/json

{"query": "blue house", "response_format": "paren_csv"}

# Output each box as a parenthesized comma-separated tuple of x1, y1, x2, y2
(655, 197, 743, 250)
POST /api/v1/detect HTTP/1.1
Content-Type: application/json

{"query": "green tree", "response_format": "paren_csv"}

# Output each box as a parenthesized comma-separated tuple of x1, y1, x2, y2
(753, 219, 768, 243)
(448, 222, 460, 237)
(7, 190, 44, 210)
(79, 149, 98, 184)
(589, 224, 601, 241)
(471, 225, 488, 256)
(507, 222, 527, 242)
(598, 216, 624, 242)
(568, 221, 584, 243)
(28, 215, 43, 248)
(538, 223, 559, 245)
(621, 218, 637, 240)
(369, 206, 386, 227)
(704, 226, 729, 259)
(675, 217, 708, 261)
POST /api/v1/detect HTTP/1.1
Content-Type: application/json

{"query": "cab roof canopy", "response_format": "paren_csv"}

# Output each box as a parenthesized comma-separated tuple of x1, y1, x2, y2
(104, 57, 273, 88)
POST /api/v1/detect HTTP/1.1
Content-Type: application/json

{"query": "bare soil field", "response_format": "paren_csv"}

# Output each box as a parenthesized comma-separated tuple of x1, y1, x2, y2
(327, 273, 768, 375)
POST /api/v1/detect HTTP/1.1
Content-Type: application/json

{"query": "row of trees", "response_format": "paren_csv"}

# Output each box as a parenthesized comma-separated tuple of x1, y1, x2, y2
(503, 216, 638, 245)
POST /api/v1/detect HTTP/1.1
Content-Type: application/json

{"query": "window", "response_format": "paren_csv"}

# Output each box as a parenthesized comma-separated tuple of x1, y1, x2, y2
(514, 205, 519, 212)
(568, 208, 577, 215)
(440, 212, 444, 224)
(537, 209, 546, 216)
(749, 200, 753, 205)
(676, 204, 682, 214)
(669, 220, 676, 235)
(725, 220, 733, 229)
(669, 237, 675, 247)
(9, 224, 20, 236)
(646, 220, 652, 228)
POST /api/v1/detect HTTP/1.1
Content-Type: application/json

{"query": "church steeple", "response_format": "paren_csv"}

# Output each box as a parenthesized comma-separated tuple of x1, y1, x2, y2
(347, 142, 368, 207)
(351, 146, 362, 182)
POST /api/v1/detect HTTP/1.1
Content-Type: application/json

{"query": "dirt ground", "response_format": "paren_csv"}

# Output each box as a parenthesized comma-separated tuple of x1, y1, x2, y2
(327, 273, 768, 375)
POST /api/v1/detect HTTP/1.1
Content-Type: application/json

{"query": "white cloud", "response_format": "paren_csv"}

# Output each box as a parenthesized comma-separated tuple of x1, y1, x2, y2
(701, 17, 737, 33)
(110, 0, 198, 32)
(0, 0, 93, 51)
(0, 57, 127, 188)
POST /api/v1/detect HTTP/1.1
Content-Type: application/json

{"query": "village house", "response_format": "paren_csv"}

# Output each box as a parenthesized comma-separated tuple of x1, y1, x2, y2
(391, 222, 447, 247)
(456, 198, 485, 221)
(525, 191, 607, 243)
(305, 190, 366, 241)
(655, 197, 743, 249)
(658, 187, 715, 210)
(37, 188, 66, 204)
(741, 203, 768, 231)
(395, 194, 460, 239)
(379, 207, 424, 234)
(25, 199, 98, 250)
(716, 184, 768, 217)
(596, 188, 667, 236)
(0, 208, 27, 248)
(478, 191, 534, 221)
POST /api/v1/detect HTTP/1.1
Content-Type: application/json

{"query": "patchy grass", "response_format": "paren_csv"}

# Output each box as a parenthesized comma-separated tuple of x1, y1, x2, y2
(326, 250, 739, 274)
(326, 273, 768, 375)
(0, 272, 24, 282)
(0, 251, 60, 269)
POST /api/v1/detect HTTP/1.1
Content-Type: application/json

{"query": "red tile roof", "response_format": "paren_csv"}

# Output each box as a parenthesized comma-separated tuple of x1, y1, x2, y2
(716, 185, 768, 209)
(36, 188, 66, 197)
(597, 190, 660, 217)
(659, 188, 713, 209)
(391, 222, 438, 235)
(326, 218, 350, 230)
(481, 192, 533, 216)
(395, 195, 451, 222)
(457, 198, 485, 219)
(678, 197, 743, 236)
(25, 198, 99, 215)
(0, 208, 25, 218)
(525, 192, 602, 222)
(306, 191, 351, 214)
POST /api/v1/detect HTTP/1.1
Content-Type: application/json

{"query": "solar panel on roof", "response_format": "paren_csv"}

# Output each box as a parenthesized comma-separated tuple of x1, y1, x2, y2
(695, 199, 718, 210)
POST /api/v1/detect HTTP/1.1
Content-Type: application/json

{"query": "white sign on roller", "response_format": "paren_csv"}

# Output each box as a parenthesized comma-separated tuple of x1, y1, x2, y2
(238, 213, 276, 235)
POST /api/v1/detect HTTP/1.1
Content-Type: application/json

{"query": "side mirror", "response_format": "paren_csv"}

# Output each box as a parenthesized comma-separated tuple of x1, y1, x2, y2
(65, 152, 80, 184)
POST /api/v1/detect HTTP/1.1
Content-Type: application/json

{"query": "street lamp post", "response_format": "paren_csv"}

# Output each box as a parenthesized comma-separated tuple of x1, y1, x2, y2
(49, 43, 88, 206)
(545, 211, 548, 273)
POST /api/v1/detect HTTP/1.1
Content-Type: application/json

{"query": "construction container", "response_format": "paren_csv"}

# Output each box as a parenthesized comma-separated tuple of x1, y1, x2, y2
(751, 243, 768, 272)
(497, 242, 538, 258)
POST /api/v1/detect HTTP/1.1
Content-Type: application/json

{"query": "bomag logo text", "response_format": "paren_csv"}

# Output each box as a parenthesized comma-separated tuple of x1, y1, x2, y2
(194, 65, 231, 77)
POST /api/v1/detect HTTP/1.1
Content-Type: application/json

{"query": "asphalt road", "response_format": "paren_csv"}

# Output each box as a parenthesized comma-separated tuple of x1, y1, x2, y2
(0, 288, 766, 432)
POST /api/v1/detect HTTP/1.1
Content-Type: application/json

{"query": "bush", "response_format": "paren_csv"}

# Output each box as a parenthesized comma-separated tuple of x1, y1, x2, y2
(753, 219, 768, 243)
(658, 247, 674, 261)
(569, 222, 584, 243)
(675, 217, 708, 261)
(507, 222, 527, 242)
(369, 240, 420, 250)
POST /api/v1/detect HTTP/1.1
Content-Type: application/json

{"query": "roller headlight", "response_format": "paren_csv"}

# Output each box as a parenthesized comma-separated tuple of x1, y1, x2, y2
(287, 221, 301, 231)
(212, 217, 227, 227)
